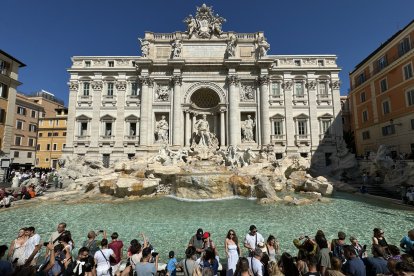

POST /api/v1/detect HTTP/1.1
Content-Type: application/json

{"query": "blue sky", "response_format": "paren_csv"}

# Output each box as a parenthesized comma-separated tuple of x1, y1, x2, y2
(2, 0, 414, 105)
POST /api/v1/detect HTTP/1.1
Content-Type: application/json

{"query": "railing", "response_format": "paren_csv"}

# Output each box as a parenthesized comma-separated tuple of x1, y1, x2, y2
(270, 134, 285, 143)
(236, 33, 256, 39)
(154, 33, 174, 40)
(295, 134, 310, 141)
(124, 135, 138, 140)
(76, 135, 90, 140)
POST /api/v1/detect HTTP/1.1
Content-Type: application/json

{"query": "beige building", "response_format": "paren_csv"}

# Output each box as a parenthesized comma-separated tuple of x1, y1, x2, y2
(36, 107, 68, 168)
(10, 93, 43, 170)
(349, 19, 414, 158)
(0, 50, 25, 178)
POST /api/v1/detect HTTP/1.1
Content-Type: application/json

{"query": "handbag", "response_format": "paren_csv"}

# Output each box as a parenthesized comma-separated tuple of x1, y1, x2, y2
(99, 249, 113, 276)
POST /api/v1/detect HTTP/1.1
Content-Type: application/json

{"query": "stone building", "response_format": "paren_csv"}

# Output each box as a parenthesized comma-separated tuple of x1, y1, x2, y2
(349, 19, 414, 158)
(65, 4, 342, 168)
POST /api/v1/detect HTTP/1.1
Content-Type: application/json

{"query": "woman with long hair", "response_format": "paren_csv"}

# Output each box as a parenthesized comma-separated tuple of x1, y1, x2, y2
(278, 252, 299, 276)
(265, 235, 280, 262)
(225, 229, 240, 276)
(234, 257, 253, 276)
(202, 248, 219, 276)
(7, 228, 27, 267)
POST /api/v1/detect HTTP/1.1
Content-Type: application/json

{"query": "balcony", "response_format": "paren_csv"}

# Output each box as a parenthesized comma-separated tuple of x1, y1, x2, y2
(99, 135, 115, 147)
(77, 95, 92, 107)
(317, 94, 331, 105)
(295, 134, 310, 146)
(292, 94, 308, 105)
(126, 94, 141, 107)
(269, 95, 284, 106)
(270, 134, 285, 145)
(102, 95, 117, 107)
(123, 135, 139, 146)
(319, 133, 334, 144)
(74, 135, 91, 147)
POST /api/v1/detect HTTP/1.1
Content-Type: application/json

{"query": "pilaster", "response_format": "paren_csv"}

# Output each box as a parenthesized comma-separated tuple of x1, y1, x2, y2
(115, 77, 126, 148)
(65, 78, 79, 152)
(139, 75, 153, 146)
(227, 75, 240, 146)
(91, 77, 102, 148)
(172, 75, 183, 146)
(258, 74, 270, 145)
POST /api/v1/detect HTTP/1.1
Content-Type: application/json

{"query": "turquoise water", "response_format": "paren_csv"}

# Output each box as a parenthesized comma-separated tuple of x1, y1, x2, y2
(0, 193, 413, 263)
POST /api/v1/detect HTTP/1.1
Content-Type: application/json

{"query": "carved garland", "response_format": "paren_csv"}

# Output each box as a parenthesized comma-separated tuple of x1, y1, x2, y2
(282, 81, 293, 90)
(306, 81, 317, 90)
(226, 75, 239, 86)
(257, 75, 270, 86)
(115, 81, 127, 91)
(91, 81, 103, 91)
(330, 80, 340, 89)
(172, 75, 183, 86)
(139, 76, 154, 87)
(68, 82, 79, 91)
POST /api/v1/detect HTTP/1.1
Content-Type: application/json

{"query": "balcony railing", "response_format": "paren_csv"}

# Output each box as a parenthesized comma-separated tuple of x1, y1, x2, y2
(124, 135, 139, 146)
(295, 134, 310, 145)
(270, 134, 285, 145)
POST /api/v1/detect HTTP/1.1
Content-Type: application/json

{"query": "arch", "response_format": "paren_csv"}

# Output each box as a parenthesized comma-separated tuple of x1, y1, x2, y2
(184, 82, 226, 104)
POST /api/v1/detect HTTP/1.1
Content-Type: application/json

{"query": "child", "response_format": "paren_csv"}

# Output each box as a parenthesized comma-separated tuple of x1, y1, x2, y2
(167, 250, 177, 276)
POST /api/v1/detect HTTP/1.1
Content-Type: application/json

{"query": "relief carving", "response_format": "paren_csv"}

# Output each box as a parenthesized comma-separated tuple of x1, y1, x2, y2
(155, 85, 170, 101)
(240, 84, 255, 102)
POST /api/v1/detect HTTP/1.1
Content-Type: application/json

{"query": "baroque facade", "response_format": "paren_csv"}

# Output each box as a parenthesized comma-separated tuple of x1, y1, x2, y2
(65, 4, 342, 167)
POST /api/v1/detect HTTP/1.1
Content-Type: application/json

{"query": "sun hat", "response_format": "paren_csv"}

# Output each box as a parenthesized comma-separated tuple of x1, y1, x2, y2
(257, 242, 267, 253)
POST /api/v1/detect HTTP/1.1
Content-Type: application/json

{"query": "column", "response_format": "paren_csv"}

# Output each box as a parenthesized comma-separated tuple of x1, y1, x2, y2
(139, 76, 152, 146)
(115, 79, 126, 149)
(259, 75, 271, 145)
(172, 75, 183, 146)
(220, 110, 226, 146)
(227, 75, 240, 146)
(185, 111, 191, 146)
(90, 79, 103, 148)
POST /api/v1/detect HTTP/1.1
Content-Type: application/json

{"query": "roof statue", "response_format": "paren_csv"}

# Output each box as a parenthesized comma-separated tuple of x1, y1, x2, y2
(183, 4, 226, 39)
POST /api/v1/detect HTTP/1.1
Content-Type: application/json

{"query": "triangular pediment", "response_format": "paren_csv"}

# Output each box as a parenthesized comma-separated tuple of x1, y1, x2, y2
(100, 114, 116, 121)
(125, 114, 139, 121)
(271, 113, 285, 119)
(318, 113, 333, 118)
(294, 113, 309, 119)
(76, 114, 91, 120)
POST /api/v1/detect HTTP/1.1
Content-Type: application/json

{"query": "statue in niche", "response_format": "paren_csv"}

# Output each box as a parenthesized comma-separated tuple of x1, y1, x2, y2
(226, 35, 237, 58)
(155, 115, 169, 143)
(241, 115, 255, 143)
(138, 38, 150, 57)
(256, 36, 270, 58)
(155, 86, 169, 101)
(193, 114, 211, 146)
(171, 39, 182, 58)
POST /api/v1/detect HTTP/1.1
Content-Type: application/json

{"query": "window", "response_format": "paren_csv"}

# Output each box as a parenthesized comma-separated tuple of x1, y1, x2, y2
(271, 82, 281, 97)
(317, 60, 324, 66)
(362, 131, 370, 140)
(411, 119, 414, 130)
(85, 61, 91, 67)
(0, 60, 10, 75)
(362, 110, 368, 122)
(382, 101, 390, 114)
(0, 83, 8, 99)
(131, 82, 139, 96)
(356, 73, 365, 85)
(399, 37, 411, 57)
(404, 63, 413, 80)
(377, 56, 388, 71)
(53, 132, 59, 136)
(382, 124, 395, 136)
(408, 89, 414, 106)
(104, 122, 112, 136)
(83, 82, 90, 96)
(63, 144, 66, 148)
(321, 120, 331, 134)
(295, 82, 304, 97)
(17, 106, 26, 115)
(298, 120, 307, 135)
(107, 82, 114, 96)
(274, 121, 283, 135)
(29, 124, 37, 132)
(129, 123, 136, 136)
(16, 120, 23, 130)
(37, 144, 40, 150)
(28, 138, 34, 147)
(15, 136, 22, 146)
(80, 122, 88, 136)
(39, 133, 43, 137)
(318, 82, 328, 96)
(27, 152, 32, 158)
(48, 132, 52, 137)
(47, 144, 51, 150)
(14, 151, 19, 158)
(63, 132, 67, 136)
(31, 110, 36, 118)
(0, 109, 5, 123)
(49, 119, 53, 126)
(294, 60, 301, 66)
(360, 91, 366, 103)
(53, 144, 57, 151)
(108, 61, 114, 67)
(380, 79, 388, 93)
(55, 120, 59, 126)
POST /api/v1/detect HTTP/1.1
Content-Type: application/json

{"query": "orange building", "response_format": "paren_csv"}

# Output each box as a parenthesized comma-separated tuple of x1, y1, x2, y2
(349, 20, 414, 158)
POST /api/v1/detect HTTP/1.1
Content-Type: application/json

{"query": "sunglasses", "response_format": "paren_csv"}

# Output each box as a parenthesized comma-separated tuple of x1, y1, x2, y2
(229, 233, 234, 236)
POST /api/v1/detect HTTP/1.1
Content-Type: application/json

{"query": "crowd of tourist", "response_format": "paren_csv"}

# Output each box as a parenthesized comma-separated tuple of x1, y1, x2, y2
(1, 223, 414, 276)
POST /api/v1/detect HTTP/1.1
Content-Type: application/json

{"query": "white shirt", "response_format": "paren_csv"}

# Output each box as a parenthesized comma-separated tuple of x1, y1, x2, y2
(94, 248, 114, 270)
(247, 257, 263, 276)
(24, 234, 41, 260)
(244, 232, 264, 250)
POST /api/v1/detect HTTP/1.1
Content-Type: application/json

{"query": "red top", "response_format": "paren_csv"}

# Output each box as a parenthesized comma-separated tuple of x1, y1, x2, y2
(109, 240, 124, 264)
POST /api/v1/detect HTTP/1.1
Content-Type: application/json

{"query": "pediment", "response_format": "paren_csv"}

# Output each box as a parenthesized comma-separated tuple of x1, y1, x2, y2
(76, 114, 91, 120)
(100, 114, 116, 121)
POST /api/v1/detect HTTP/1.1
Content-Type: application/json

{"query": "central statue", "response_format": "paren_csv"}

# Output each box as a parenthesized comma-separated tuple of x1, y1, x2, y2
(191, 114, 219, 150)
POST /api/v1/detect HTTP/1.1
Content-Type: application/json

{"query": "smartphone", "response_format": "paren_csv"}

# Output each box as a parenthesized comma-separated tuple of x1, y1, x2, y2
(13, 258, 18, 263)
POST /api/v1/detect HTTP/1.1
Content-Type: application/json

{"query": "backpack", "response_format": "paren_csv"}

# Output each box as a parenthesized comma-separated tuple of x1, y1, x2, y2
(332, 241, 345, 262)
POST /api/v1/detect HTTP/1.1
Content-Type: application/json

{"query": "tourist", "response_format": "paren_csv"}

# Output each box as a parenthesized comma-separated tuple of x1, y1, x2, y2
(64, 247, 96, 276)
(94, 238, 116, 276)
(201, 247, 219, 276)
(325, 257, 345, 276)
(39, 243, 65, 276)
(7, 228, 27, 267)
(349, 236, 367, 258)
(177, 246, 200, 276)
(265, 235, 280, 262)
(166, 250, 177, 276)
(120, 242, 142, 275)
(388, 245, 401, 261)
(24, 226, 42, 267)
(303, 255, 320, 276)
(225, 229, 240, 276)
(244, 225, 264, 256)
(278, 252, 299, 276)
(315, 236, 331, 275)
(400, 229, 414, 255)
(342, 245, 366, 276)
(202, 232, 219, 260)
(293, 236, 317, 257)
(135, 247, 158, 276)
(60, 234, 74, 269)
(0, 244, 14, 276)
(372, 228, 389, 256)
(395, 261, 414, 275)
(295, 250, 308, 275)
(28, 185, 36, 198)
(83, 230, 101, 257)
(234, 257, 253, 276)
(49, 223, 67, 246)
(267, 261, 284, 276)
(189, 228, 204, 257)
(331, 231, 347, 263)
(363, 244, 389, 276)
(108, 232, 123, 273)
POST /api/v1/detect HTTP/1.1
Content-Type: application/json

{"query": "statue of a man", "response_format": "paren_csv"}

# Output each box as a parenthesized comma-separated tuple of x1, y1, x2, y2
(242, 115, 255, 142)
(194, 114, 210, 146)
(257, 36, 270, 58)
(226, 35, 237, 58)
(184, 15, 198, 37)
(171, 39, 182, 58)
(138, 38, 150, 57)
(155, 115, 169, 142)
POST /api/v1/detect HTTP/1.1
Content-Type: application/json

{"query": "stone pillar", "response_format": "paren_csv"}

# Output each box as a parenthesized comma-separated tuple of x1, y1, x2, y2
(185, 111, 191, 146)
(227, 75, 240, 146)
(258, 75, 270, 145)
(91, 79, 103, 148)
(115, 80, 126, 148)
(220, 110, 226, 146)
(139, 76, 153, 146)
(172, 76, 183, 146)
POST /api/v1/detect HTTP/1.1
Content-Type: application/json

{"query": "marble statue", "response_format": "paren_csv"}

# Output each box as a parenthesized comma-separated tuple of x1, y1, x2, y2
(256, 36, 270, 58)
(183, 15, 197, 38)
(194, 114, 211, 146)
(211, 14, 226, 36)
(241, 115, 255, 142)
(138, 38, 150, 57)
(226, 35, 237, 57)
(155, 116, 169, 143)
(171, 39, 182, 58)
(183, 4, 226, 39)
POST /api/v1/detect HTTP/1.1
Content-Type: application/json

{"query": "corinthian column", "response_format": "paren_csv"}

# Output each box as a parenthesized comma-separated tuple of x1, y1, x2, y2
(172, 75, 183, 146)
(259, 75, 270, 145)
(220, 109, 226, 146)
(227, 75, 240, 146)
(139, 76, 153, 146)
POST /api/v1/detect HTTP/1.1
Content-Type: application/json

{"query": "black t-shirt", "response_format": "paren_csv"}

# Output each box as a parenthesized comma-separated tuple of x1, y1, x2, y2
(64, 256, 95, 276)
